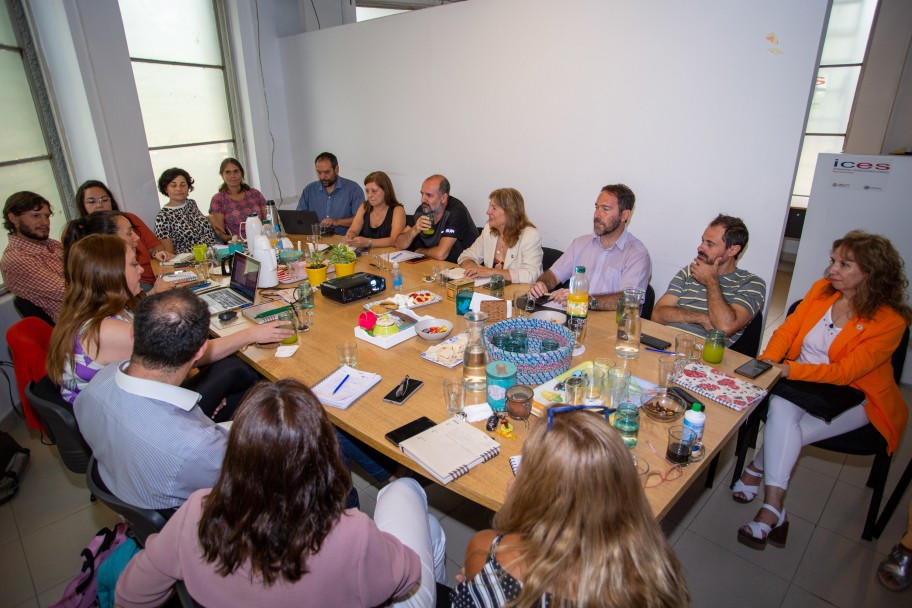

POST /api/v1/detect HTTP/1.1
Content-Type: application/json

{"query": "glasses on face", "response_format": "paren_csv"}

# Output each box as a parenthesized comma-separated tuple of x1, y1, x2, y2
(546, 404, 613, 431)
(644, 440, 684, 487)
(85, 196, 111, 206)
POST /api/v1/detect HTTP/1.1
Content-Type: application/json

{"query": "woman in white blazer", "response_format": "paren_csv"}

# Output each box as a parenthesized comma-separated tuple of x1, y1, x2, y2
(457, 188, 543, 285)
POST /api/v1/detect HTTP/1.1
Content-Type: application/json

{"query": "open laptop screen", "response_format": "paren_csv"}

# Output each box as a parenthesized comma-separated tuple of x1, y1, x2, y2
(230, 253, 260, 300)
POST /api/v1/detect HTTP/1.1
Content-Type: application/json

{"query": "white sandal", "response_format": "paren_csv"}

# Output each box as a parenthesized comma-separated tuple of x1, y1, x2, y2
(737, 503, 789, 550)
(731, 463, 763, 504)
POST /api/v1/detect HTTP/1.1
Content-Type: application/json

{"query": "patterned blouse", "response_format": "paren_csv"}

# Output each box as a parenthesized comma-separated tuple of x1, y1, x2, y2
(154, 200, 221, 254)
(451, 534, 551, 607)
(209, 188, 266, 238)
(61, 313, 132, 404)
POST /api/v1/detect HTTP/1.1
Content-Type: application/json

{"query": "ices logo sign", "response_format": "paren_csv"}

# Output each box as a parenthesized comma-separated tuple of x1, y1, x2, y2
(832, 159, 891, 172)
(830, 158, 889, 192)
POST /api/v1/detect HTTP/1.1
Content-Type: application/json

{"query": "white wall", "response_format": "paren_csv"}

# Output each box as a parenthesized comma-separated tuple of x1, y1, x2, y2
(277, 0, 829, 300)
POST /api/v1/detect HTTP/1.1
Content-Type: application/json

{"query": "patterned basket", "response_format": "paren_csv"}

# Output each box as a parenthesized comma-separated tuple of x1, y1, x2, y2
(483, 318, 574, 385)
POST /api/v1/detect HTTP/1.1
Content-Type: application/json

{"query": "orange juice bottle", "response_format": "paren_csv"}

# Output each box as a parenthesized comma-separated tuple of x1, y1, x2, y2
(567, 266, 589, 319)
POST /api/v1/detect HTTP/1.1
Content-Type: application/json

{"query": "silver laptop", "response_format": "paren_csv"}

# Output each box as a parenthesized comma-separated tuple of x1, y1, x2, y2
(278, 209, 320, 234)
(196, 252, 260, 315)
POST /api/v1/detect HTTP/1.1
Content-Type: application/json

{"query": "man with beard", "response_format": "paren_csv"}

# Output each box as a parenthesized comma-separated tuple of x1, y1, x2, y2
(652, 214, 765, 346)
(1, 191, 65, 321)
(529, 184, 650, 311)
(296, 152, 364, 235)
(395, 174, 478, 264)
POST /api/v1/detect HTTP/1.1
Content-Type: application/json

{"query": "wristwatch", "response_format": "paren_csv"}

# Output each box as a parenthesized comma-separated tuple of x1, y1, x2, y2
(589, 295, 598, 311)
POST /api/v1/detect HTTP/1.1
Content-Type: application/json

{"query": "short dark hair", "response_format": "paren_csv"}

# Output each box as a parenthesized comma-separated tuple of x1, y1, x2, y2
(600, 184, 636, 214)
(709, 214, 749, 259)
(314, 152, 338, 169)
(427, 174, 450, 196)
(3, 191, 51, 235)
(74, 180, 119, 218)
(157, 167, 195, 196)
(132, 289, 210, 370)
(62, 210, 128, 273)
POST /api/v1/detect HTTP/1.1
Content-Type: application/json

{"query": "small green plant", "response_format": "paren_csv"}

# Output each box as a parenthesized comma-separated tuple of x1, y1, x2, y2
(327, 243, 357, 264)
(306, 249, 327, 268)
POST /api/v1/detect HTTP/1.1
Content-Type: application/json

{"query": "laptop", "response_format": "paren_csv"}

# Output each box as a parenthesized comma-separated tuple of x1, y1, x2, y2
(278, 209, 320, 234)
(195, 252, 260, 315)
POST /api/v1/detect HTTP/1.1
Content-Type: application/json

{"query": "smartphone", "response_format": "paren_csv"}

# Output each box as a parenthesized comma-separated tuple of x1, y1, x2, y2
(382, 378, 424, 405)
(669, 386, 704, 409)
(640, 333, 672, 350)
(385, 416, 436, 447)
(734, 359, 774, 379)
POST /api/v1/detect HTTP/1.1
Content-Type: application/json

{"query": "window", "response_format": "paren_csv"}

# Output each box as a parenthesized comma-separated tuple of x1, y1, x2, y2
(118, 0, 239, 206)
(791, 0, 878, 208)
(0, 0, 72, 282)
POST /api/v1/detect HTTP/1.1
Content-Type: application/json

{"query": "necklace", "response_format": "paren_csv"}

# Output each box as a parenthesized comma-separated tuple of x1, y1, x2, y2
(828, 298, 853, 329)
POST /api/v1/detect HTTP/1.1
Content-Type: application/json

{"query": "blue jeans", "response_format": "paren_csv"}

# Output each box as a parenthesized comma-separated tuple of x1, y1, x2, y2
(336, 429, 397, 483)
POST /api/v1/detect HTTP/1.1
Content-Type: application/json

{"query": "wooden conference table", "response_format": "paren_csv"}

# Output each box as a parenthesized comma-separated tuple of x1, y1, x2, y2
(206, 237, 779, 518)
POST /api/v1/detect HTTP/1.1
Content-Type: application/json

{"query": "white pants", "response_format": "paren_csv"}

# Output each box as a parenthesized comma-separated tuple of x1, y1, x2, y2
(754, 395, 870, 489)
(374, 478, 448, 608)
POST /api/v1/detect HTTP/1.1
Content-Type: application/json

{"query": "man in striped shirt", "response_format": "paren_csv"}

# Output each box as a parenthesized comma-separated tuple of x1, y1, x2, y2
(652, 214, 765, 347)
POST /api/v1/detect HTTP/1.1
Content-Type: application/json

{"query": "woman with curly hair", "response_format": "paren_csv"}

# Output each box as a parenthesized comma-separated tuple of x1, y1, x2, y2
(734, 231, 911, 549)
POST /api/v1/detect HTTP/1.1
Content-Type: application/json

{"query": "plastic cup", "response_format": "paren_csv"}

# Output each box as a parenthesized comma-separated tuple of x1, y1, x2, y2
(192, 243, 208, 263)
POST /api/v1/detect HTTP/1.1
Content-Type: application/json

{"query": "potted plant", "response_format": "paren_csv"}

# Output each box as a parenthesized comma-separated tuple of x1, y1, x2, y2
(305, 249, 328, 286)
(327, 243, 357, 277)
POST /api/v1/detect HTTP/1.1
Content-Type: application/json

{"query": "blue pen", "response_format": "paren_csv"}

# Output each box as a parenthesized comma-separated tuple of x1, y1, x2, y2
(391, 253, 401, 261)
(645, 347, 676, 355)
(332, 374, 350, 395)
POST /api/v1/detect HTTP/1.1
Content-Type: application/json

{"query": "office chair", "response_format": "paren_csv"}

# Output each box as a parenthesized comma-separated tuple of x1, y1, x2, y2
(729, 299, 910, 540)
(25, 377, 92, 474)
(85, 456, 170, 546)
(12, 296, 54, 326)
(641, 284, 656, 321)
(6, 317, 53, 433)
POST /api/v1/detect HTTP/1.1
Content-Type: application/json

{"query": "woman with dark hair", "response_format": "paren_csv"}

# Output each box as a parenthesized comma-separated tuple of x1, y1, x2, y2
(75, 180, 173, 289)
(454, 409, 688, 607)
(345, 171, 407, 249)
(46, 234, 291, 414)
(153, 167, 221, 254)
(116, 379, 447, 607)
(734, 230, 911, 549)
(208, 158, 267, 243)
(457, 188, 543, 284)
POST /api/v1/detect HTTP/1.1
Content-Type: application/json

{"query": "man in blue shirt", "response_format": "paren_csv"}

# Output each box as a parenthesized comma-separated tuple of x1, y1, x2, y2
(296, 151, 364, 236)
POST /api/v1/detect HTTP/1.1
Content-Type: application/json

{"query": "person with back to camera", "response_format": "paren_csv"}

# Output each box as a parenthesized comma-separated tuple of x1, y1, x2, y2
(733, 231, 911, 550)
(457, 187, 543, 284)
(153, 167, 221, 254)
(116, 378, 449, 608)
(453, 409, 689, 607)
(62, 210, 172, 294)
(46, 234, 290, 416)
(345, 171, 407, 249)
(75, 179, 173, 290)
(208, 157, 267, 243)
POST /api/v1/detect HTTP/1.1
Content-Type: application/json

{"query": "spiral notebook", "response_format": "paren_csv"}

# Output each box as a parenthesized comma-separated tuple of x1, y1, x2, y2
(675, 362, 767, 412)
(311, 365, 381, 409)
(399, 417, 500, 484)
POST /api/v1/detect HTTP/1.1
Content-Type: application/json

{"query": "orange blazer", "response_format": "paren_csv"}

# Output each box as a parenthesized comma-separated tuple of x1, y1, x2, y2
(760, 278, 908, 453)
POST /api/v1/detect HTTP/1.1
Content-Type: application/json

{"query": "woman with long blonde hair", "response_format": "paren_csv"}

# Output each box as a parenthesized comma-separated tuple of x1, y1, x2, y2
(454, 410, 689, 607)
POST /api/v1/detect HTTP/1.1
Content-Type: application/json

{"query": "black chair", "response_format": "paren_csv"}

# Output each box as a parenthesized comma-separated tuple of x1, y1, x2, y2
(25, 376, 92, 474)
(86, 456, 170, 546)
(541, 247, 565, 288)
(729, 299, 910, 540)
(641, 284, 656, 321)
(12, 296, 54, 326)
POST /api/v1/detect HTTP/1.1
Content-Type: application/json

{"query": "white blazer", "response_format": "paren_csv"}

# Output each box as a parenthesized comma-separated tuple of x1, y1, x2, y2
(457, 224, 543, 285)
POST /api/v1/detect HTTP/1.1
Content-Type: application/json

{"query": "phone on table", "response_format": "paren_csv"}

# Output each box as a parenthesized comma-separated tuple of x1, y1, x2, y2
(385, 416, 436, 447)
(734, 359, 774, 379)
(382, 378, 424, 405)
(640, 333, 672, 350)
(669, 386, 704, 409)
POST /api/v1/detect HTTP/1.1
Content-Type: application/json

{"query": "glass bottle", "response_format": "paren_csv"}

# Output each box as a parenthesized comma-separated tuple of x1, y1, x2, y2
(615, 287, 644, 359)
(567, 266, 589, 320)
(462, 311, 489, 391)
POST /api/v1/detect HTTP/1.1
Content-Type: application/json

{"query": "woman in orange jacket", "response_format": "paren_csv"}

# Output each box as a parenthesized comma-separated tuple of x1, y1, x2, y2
(733, 231, 910, 550)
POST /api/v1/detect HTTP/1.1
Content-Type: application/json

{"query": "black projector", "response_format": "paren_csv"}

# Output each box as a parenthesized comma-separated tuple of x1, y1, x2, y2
(319, 272, 386, 304)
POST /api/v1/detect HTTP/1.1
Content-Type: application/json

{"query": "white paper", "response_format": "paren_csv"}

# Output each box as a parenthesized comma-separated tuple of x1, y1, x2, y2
(462, 402, 494, 422)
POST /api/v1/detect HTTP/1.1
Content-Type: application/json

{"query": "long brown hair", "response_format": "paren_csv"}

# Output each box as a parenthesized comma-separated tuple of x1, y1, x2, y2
(198, 379, 352, 584)
(493, 411, 689, 607)
(824, 230, 912, 324)
(360, 171, 402, 214)
(487, 188, 534, 248)
(46, 235, 142, 385)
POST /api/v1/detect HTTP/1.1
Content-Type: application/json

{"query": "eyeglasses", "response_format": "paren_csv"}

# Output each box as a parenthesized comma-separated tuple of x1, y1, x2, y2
(546, 404, 613, 431)
(644, 440, 684, 488)
(85, 196, 111, 205)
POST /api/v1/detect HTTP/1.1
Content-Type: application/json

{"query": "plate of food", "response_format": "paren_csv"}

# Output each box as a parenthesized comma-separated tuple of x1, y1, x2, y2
(363, 290, 441, 313)
(415, 318, 454, 341)
(421, 332, 468, 368)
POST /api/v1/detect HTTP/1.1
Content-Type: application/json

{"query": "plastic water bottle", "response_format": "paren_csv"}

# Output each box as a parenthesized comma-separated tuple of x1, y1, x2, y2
(392, 262, 402, 292)
(682, 403, 705, 453)
(567, 266, 589, 319)
(261, 220, 277, 248)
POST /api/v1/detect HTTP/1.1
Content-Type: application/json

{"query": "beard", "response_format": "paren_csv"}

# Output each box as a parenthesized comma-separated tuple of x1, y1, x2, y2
(19, 224, 49, 241)
(320, 176, 338, 188)
(593, 215, 622, 237)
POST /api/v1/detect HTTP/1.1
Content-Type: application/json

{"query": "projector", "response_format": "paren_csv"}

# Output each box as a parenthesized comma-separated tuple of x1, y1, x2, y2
(319, 272, 386, 304)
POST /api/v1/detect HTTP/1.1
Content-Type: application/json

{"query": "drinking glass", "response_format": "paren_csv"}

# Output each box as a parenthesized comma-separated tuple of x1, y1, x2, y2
(594, 358, 615, 377)
(657, 356, 679, 392)
(568, 316, 587, 353)
(581, 368, 605, 405)
(614, 403, 640, 448)
(512, 291, 530, 318)
(606, 367, 631, 408)
(666, 425, 705, 464)
(443, 378, 464, 417)
(702, 329, 726, 364)
(336, 340, 358, 368)
(309, 223, 321, 250)
(675, 333, 698, 362)
(632, 454, 650, 487)
(277, 311, 298, 344)
(456, 289, 473, 315)
(192, 243, 208, 263)
(294, 308, 314, 332)
(564, 376, 586, 405)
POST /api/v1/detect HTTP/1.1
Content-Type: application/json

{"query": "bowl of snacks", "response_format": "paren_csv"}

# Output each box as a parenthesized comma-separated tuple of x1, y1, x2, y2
(279, 249, 304, 263)
(531, 310, 567, 325)
(415, 318, 453, 342)
(373, 314, 400, 336)
(641, 391, 687, 422)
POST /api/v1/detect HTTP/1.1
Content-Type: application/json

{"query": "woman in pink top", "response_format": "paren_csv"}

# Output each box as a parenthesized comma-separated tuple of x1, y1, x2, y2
(116, 379, 427, 608)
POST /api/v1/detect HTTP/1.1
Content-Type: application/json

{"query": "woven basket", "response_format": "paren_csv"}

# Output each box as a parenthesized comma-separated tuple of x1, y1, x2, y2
(483, 318, 574, 385)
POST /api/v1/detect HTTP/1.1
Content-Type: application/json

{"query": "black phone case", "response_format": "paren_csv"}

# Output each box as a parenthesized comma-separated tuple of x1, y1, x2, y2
(385, 416, 436, 447)
(734, 360, 773, 379)
(383, 379, 423, 404)
(640, 333, 672, 350)
(670, 386, 704, 408)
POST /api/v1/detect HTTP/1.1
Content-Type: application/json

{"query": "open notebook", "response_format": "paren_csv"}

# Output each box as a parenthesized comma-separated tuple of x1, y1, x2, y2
(399, 417, 500, 484)
(311, 365, 381, 409)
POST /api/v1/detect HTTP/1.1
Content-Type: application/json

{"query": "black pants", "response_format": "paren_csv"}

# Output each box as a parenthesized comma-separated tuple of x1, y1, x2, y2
(182, 356, 261, 422)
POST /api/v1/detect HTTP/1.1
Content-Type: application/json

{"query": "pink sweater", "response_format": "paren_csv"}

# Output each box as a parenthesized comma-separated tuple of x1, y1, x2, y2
(116, 489, 421, 607)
